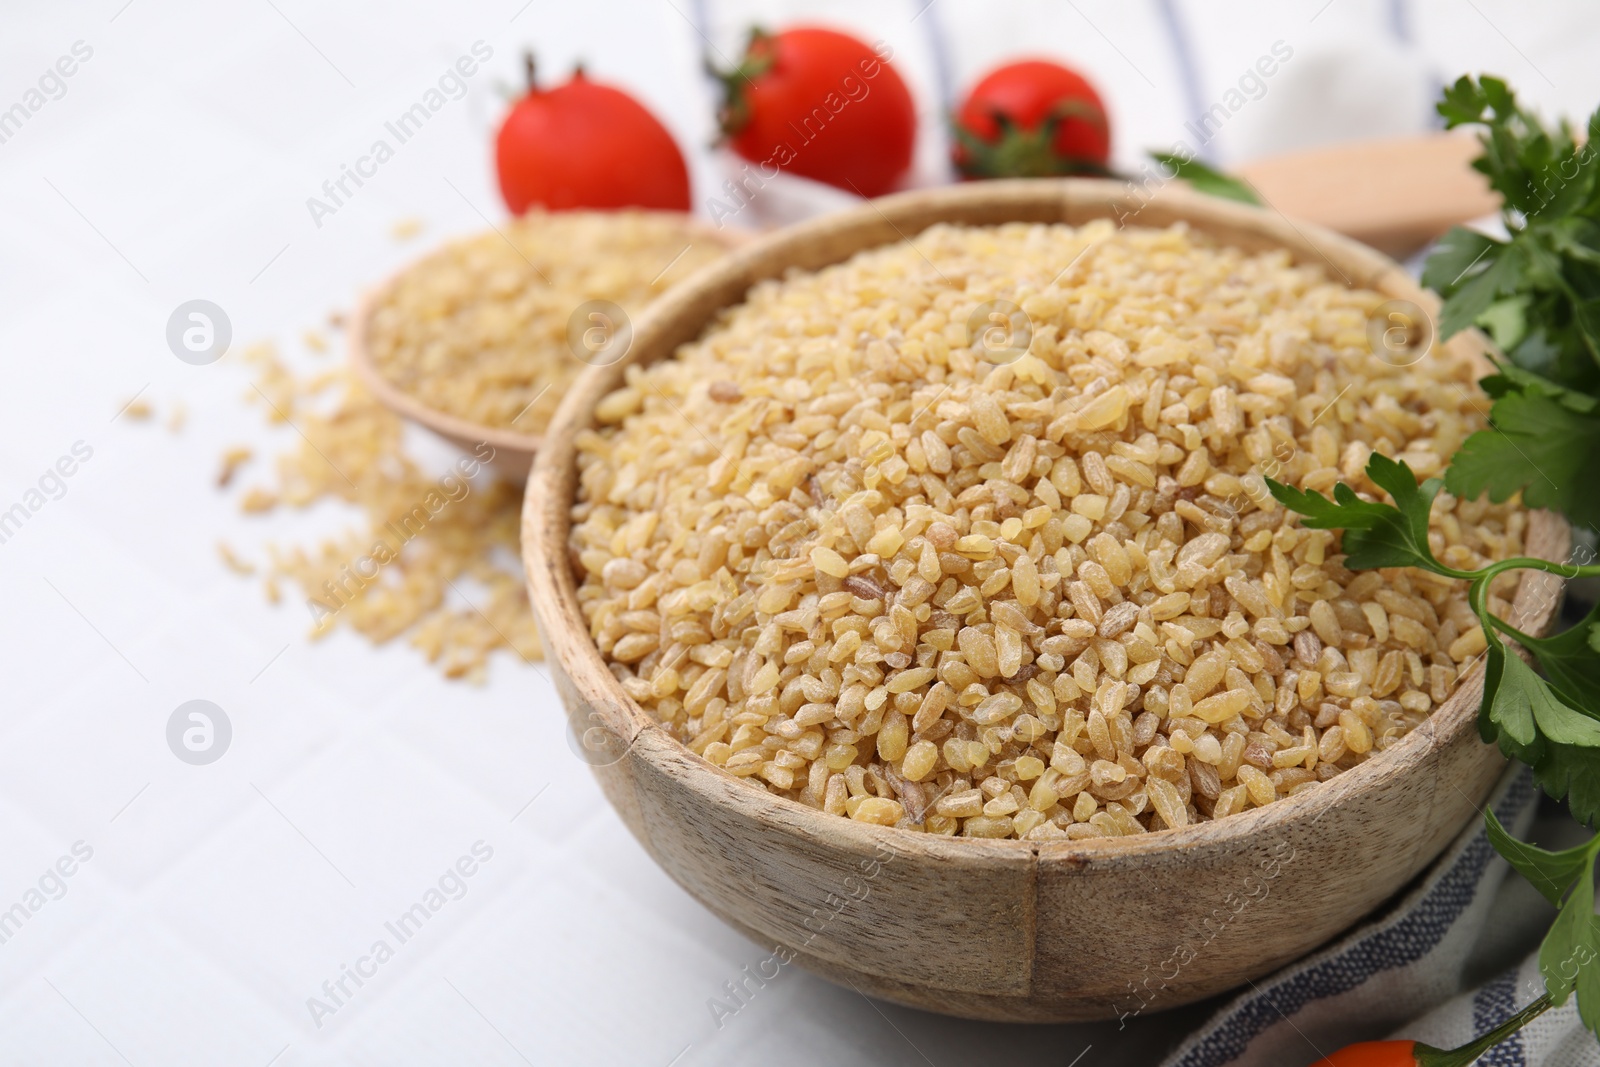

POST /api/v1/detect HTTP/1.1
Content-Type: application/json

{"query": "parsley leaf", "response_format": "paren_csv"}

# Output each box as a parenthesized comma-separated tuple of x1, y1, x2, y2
(1480, 364, 1600, 413)
(1479, 606, 1600, 826)
(1484, 627, 1600, 828)
(1445, 390, 1600, 528)
(1475, 616, 1600, 828)
(1484, 811, 1600, 1036)
(1267, 453, 1445, 572)
(1482, 643, 1543, 763)
(1533, 745, 1600, 833)
(1498, 651, 1600, 748)
(1485, 808, 1597, 906)
(1427, 75, 1600, 394)
(1521, 600, 1600, 716)
(1436, 240, 1526, 340)
(1420, 226, 1502, 296)
(1148, 152, 1261, 205)
(1580, 936, 1600, 1038)
(1540, 859, 1600, 1012)
(1477, 294, 1531, 351)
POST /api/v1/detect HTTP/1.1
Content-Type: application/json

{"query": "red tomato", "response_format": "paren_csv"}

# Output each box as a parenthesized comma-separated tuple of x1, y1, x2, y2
(1313, 993, 1553, 1067)
(713, 26, 916, 198)
(496, 57, 690, 214)
(952, 59, 1111, 179)
(1309, 1041, 1421, 1067)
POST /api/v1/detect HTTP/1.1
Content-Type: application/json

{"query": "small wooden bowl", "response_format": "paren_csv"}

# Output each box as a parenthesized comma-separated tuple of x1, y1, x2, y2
(348, 217, 749, 481)
(348, 267, 542, 481)
(521, 179, 1568, 1022)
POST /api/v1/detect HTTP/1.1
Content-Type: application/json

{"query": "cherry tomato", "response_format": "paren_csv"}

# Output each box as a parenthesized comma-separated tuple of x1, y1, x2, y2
(952, 58, 1111, 179)
(712, 26, 916, 198)
(1310, 1041, 1420, 1067)
(1312, 992, 1552, 1067)
(496, 56, 690, 214)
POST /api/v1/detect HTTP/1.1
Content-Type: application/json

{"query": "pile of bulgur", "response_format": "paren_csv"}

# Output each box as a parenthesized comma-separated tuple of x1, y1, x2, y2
(366, 210, 734, 433)
(230, 342, 542, 682)
(570, 220, 1528, 840)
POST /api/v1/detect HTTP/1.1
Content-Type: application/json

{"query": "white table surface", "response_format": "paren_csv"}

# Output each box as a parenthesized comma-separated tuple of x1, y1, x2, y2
(2, 2, 1597, 1064)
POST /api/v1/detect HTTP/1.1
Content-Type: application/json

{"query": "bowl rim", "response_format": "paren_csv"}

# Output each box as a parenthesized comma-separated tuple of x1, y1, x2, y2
(522, 177, 1565, 862)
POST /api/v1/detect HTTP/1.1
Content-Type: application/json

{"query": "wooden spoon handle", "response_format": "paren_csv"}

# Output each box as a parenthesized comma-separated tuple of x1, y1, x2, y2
(1234, 133, 1500, 259)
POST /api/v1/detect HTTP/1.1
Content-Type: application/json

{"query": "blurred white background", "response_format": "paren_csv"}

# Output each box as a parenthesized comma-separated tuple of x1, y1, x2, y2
(1, 2, 1597, 1064)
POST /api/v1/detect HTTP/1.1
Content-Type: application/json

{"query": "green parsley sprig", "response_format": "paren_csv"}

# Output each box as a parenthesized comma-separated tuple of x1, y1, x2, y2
(1269, 454, 1600, 823)
(1223, 73, 1600, 1048)
(1423, 75, 1600, 528)
(1154, 77, 1600, 1042)
(1486, 809, 1600, 1029)
(1271, 453, 1600, 1036)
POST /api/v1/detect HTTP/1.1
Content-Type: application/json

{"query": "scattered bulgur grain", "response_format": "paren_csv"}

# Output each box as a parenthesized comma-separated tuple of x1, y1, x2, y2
(229, 343, 543, 679)
(217, 447, 253, 488)
(303, 330, 328, 354)
(121, 398, 152, 421)
(240, 487, 277, 513)
(217, 541, 255, 576)
(366, 210, 737, 434)
(390, 217, 423, 240)
(571, 220, 1526, 837)
(166, 401, 187, 433)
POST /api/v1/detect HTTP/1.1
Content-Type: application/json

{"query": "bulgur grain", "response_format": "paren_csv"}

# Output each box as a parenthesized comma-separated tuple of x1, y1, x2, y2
(366, 211, 734, 433)
(232, 343, 542, 682)
(217, 541, 255, 576)
(571, 221, 1524, 837)
(217, 446, 253, 488)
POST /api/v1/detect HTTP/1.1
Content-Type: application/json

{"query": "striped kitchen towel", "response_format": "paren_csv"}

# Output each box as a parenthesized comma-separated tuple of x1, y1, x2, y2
(1161, 767, 1598, 1067)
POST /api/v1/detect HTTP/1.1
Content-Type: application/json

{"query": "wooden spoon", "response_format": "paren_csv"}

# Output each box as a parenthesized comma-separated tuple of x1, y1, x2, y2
(1234, 132, 1499, 259)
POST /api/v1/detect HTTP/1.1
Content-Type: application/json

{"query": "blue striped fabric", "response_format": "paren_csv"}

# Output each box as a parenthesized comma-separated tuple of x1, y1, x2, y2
(1168, 770, 1538, 1067)
(1152, 0, 1213, 163)
(1474, 969, 1527, 1067)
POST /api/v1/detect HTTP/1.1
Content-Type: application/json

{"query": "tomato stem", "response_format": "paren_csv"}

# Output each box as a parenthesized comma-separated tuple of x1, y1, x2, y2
(951, 101, 1111, 179)
(523, 51, 537, 94)
(1414, 992, 1553, 1067)
(705, 26, 776, 141)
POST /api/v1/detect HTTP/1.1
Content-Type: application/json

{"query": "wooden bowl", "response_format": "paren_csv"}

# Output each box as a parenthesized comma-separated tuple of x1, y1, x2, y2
(348, 216, 749, 481)
(521, 179, 1568, 1022)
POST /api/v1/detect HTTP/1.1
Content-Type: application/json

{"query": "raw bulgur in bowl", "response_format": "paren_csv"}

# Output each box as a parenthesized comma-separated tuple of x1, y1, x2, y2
(523, 181, 1567, 1020)
(568, 215, 1523, 840)
(350, 210, 738, 476)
